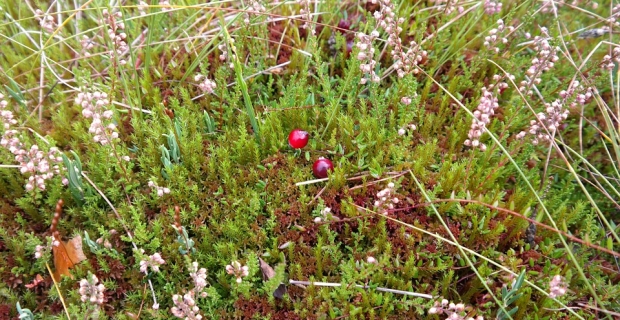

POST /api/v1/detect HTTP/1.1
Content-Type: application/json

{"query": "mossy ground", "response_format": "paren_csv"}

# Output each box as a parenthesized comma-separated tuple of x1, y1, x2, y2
(0, 0, 619, 319)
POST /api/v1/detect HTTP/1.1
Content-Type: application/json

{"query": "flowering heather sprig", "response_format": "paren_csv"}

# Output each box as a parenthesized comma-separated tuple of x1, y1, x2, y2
(79, 273, 105, 305)
(18, 145, 63, 191)
(171, 261, 208, 319)
(194, 74, 217, 95)
(34, 236, 58, 259)
(428, 299, 483, 320)
(102, 9, 129, 65)
(356, 31, 381, 84)
(80, 36, 96, 56)
(243, 0, 266, 24)
(464, 75, 510, 151)
(483, 0, 502, 15)
(298, 0, 314, 35)
(218, 41, 236, 69)
(483, 19, 514, 54)
(428, 0, 463, 14)
(189, 261, 208, 294)
(34, 9, 56, 33)
(226, 260, 249, 283)
(139, 252, 165, 274)
(519, 27, 559, 95)
(559, 80, 595, 108)
(1, 94, 63, 191)
(374, 182, 399, 214)
(75, 90, 119, 145)
(171, 292, 202, 320)
(373, 0, 427, 78)
(138, 1, 149, 16)
(516, 99, 568, 145)
(313, 207, 336, 223)
(160, 0, 172, 12)
(148, 180, 170, 197)
(398, 123, 417, 136)
(601, 47, 620, 71)
(549, 275, 568, 298)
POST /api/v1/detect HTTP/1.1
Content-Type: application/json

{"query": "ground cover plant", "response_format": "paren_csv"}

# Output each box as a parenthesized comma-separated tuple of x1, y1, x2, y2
(0, 0, 620, 319)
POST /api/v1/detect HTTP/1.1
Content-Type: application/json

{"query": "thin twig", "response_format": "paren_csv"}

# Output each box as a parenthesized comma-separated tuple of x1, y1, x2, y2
(288, 280, 433, 299)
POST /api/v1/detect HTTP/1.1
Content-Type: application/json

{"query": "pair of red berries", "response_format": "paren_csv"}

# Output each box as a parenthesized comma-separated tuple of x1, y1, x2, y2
(288, 129, 334, 179)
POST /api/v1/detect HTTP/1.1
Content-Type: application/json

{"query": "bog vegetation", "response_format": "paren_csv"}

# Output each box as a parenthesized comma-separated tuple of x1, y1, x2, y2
(0, 0, 620, 319)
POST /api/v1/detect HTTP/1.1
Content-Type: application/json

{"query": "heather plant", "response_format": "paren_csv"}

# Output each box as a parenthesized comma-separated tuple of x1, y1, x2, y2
(0, 0, 619, 319)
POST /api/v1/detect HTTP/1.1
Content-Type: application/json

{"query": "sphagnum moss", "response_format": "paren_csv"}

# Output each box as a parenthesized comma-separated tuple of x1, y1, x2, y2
(0, 0, 619, 319)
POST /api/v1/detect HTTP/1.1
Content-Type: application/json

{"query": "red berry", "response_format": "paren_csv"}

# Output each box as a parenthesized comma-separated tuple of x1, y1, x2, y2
(312, 157, 334, 178)
(288, 129, 309, 149)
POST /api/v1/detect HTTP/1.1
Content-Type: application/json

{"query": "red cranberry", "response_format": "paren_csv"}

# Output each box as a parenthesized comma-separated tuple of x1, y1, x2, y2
(312, 157, 334, 178)
(288, 129, 309, 149)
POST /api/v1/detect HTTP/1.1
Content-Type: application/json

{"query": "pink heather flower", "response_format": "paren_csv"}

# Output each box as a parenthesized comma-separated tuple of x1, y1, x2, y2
(226, 261, 249, 284)
(171, 292, 202, 320)
(374, 182, 398, 214)
(79, 273, 105, 305)
(601, 47, 620, 71)
(160, 0, 172, 12)
(463, 74, 511, 151)
(483, 0, 502, 15)
(140, 252, 166, 274)
(194, 75, 217, 95)
(34, 9, 56, 33)
(519, 27, 559, 95)
(0, 94, 62, 192)
(401, 97, 412, 105)
(243, 0, 267, 24)
(138, 1, 149, 16)
(189, 261, 208, 293)
(298, 0, 314, 35)
(102, 9, 129, 65)
(483, 19, 514, 54)
(373, 0, 427, 78)
(549, 275, 568, 298)
(429, 0, 463, 14)
(75, 90, 120, 145)
(34, 238, 55, 259)
(356, 31, 381, 84)
(428, 299, 483, 320)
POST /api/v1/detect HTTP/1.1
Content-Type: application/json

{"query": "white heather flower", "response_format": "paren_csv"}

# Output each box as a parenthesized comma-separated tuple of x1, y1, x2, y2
(148, 180, 171, 197)
(401, 96, 412, 105)
(79, 273, 105, 305)
(366, 256, 377, 264)
(226, 260, 249, 283)
(398, 128, 406, 136)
